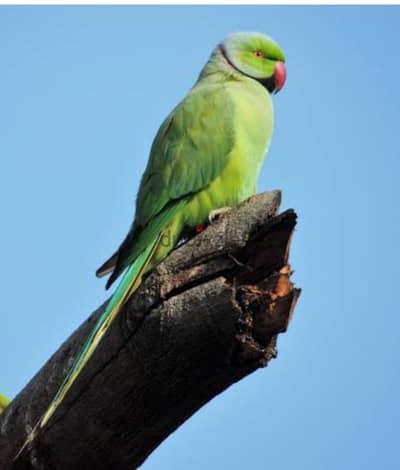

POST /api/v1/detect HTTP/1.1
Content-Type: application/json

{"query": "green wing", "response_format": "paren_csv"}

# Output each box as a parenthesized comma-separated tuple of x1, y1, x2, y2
(136, 84, 235, 226)
(104, 83, 235, 286)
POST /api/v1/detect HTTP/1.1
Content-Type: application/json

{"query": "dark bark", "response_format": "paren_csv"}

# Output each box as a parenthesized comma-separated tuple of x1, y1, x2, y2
(0, 191, 300, 470)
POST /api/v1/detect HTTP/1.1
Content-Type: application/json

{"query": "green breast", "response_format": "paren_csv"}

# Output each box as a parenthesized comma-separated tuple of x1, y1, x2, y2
(226, 77, 274, 199)
(184, 78, 274, 227)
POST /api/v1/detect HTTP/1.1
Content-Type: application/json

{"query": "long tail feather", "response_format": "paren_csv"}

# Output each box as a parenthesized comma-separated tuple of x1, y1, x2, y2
(14, 233, 162, 461)
(40, 234, 161, 428)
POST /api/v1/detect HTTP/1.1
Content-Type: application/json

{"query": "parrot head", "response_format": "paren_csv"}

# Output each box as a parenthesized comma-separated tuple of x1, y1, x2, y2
(221, 32, 286, 93)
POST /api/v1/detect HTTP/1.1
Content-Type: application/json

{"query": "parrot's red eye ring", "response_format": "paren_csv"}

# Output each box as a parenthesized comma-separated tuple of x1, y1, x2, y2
(253, 50, 265, 59)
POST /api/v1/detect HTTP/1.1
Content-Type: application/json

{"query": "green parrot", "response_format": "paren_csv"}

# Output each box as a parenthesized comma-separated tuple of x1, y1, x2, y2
(0, 392, 10, 414)
(17, 31, 286, 454)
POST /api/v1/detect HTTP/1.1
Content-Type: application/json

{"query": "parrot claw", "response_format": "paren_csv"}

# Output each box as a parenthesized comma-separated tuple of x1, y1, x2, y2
(208, 207, 232, 223)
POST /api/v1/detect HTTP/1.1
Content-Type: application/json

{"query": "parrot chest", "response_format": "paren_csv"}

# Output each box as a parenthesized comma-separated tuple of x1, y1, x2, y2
(184, 81, 273, 226)
(222, 81, 274, 198)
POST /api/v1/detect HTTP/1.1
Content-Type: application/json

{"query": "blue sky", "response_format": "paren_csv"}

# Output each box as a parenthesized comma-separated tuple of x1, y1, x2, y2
(1, 6, 400, 469)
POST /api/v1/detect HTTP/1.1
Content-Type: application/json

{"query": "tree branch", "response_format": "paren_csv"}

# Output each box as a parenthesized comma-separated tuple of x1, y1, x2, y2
(0, 191, 300, 470)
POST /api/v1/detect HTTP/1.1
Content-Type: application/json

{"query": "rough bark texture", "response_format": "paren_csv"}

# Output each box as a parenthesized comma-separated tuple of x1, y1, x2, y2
(0, 191, 300, 470)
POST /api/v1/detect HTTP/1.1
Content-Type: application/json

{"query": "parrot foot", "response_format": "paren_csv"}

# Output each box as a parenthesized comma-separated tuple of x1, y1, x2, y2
(208, 207, 232, 223)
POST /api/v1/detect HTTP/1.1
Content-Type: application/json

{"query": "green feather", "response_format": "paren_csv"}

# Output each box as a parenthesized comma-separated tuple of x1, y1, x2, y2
(40, 198, 188, 428)
(0, 392, 10, 414)
(15, 200, 188, 459)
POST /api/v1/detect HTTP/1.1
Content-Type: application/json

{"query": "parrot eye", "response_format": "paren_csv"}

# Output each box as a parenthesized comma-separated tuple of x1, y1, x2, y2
(253, 50, 265, 59)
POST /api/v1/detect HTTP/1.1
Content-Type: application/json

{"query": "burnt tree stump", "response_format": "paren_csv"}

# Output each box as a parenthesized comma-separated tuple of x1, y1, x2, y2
(0, 190, 300, 470)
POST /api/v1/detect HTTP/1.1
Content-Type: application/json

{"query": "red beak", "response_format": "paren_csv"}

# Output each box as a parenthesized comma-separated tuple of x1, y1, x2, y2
(273, 61, 286, 93)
